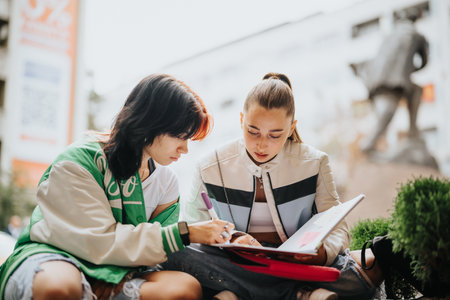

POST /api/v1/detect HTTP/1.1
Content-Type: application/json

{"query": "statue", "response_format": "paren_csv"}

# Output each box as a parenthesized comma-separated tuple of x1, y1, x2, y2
(351, 8, 438, 169)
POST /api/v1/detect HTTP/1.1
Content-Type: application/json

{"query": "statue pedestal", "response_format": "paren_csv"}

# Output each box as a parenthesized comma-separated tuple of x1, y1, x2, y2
(389, 136, 439, 170)
(368, 136, 439, 170)
(342, 156, 442, 228)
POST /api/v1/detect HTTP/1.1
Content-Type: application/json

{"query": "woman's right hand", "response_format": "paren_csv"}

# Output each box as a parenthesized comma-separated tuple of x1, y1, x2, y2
(188, 219, 235, 244)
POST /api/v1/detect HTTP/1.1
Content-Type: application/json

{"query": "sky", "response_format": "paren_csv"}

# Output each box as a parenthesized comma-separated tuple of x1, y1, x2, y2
(83, 0, 361, 94)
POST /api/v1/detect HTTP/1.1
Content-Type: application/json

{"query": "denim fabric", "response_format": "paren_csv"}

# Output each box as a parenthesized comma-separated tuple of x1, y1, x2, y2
(112, 278, 146, 300)
(161, 244, 377, 300)
(4, 253, 94, 300)
(4, 253, 157, 300)
(310, 249, 377, 300)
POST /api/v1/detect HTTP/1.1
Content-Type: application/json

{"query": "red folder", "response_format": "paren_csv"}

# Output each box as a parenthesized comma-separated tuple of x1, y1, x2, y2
(224, 248, 340, 282)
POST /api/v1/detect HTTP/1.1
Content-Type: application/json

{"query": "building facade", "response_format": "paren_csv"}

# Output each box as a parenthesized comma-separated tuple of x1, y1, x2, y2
(0, 0, 9, 174)
(154, 0, 450, 197)
(0, 0, 88, 187)
(160, 0, 449, 169)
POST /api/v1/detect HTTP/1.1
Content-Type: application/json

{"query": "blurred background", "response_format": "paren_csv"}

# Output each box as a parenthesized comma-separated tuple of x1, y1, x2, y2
(0, 0, 449, 258)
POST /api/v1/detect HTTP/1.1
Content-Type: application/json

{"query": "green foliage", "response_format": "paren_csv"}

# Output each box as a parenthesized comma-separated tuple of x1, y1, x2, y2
(350, 218, 391, 250)
(0, 173, 35, 229)
(389, 176, 450, 286)
(384, 273, 418, 300)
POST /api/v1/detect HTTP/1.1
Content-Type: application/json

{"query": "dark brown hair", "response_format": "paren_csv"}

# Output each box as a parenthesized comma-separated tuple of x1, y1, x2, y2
(103, 74, 212, 180)
(244, 72, 302, 143)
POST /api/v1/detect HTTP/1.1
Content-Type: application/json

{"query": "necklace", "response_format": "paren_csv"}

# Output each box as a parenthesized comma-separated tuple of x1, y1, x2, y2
(257, 176, 264, 189)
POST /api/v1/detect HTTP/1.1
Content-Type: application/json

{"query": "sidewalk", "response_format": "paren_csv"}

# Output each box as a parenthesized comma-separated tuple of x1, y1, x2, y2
(340, 158, 442, 228)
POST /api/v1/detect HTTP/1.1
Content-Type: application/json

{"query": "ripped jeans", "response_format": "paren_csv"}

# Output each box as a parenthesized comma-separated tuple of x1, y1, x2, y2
(3, 253, 153, 300)
(161, 245, 377, 300)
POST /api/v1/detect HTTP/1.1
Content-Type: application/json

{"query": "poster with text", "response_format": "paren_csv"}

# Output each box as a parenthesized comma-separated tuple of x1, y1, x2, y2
(8, 0, 78, 186)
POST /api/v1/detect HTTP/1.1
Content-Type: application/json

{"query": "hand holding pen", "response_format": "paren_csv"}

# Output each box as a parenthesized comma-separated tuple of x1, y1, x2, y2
(200, 191, 262, 247)
(183, 192, 235, 244)
(188, 219, 234, 244)
(200, 191, 233, 241)
(201, 191, 219, 220)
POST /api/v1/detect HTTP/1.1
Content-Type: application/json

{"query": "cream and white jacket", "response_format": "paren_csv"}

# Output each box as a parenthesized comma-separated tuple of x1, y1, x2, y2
(182, 138, 350, 266)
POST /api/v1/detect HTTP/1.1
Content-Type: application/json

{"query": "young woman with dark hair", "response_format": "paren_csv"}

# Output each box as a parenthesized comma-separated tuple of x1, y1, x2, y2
(163, 73, 383, 300)
(0, 74, 234, 300)
(103, 75, 211, 180)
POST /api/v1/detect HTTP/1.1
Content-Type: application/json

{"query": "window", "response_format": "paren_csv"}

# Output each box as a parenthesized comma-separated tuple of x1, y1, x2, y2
(351, 18, 380, 39)
(0, 140, 2, 170)
(0, 19, 7, 47)
(0, 79, 5, 108)
(394, 1, 430, 22)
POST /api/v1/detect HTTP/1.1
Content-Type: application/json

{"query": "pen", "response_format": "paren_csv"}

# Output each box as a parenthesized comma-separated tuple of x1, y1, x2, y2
(201, 191, 218, 220)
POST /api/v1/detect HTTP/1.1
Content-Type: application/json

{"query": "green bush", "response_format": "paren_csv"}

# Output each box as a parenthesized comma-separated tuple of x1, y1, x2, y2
(390, 176, 450, 287)
(0, 172, 34, 229)
(349, 177, 450, 298)
(350, 218, 391, 250)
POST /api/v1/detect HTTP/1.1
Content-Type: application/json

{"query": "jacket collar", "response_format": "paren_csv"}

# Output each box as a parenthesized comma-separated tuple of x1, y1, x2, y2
(238, 138, 285, 178)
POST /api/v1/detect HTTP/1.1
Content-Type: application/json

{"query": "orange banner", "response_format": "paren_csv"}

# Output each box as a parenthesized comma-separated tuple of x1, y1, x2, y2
(11, 0, 79, 187)
(12, 159, 50, 188)
(20, 0, 78, 57)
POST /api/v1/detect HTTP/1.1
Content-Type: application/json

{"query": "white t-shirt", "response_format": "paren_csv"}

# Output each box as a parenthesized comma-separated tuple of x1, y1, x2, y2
(248, 202, 277, 233)
(141, 166, 179, 221)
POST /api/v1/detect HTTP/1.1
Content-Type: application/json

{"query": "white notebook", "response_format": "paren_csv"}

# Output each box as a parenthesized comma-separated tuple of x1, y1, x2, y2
(213, 194, 365, 257)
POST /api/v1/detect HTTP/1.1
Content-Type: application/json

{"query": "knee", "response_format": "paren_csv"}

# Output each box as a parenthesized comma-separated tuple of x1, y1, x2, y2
(163, 273, 202, 300)
(33, 271, 83, 300)
(350, 250, 384, 287)
(168, 273, 202, 300)
(33, 283, 82, 300)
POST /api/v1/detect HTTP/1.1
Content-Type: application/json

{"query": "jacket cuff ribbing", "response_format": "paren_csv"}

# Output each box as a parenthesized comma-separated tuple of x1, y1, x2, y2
(161, 223, 185, 255)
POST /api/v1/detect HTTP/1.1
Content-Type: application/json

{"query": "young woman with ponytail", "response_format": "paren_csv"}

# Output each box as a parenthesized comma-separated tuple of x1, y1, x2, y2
(164, 73, 383, 300)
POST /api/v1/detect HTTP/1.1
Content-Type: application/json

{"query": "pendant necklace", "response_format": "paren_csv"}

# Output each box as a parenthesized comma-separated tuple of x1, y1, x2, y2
(257, 176, 264, 189)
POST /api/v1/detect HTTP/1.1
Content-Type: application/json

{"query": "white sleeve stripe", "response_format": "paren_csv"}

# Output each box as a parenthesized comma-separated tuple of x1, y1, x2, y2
(168, 227, 179, 252)
(122, 201, 143, 205)
(163, 227, 175, 253)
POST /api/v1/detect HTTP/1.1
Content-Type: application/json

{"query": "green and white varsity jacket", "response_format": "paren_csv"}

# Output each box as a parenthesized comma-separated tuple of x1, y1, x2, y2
(182, 138, 350, 266)
(0, 139, 184, 298)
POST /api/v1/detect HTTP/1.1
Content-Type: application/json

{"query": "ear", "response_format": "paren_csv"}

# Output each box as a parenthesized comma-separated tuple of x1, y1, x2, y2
(290, 120, 297, 136)
(240, 112, 244, 129)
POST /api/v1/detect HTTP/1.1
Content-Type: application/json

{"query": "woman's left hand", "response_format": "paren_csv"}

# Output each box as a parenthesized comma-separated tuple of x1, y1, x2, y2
(293, 244, 327, 265)
(231, 233, 262, 247)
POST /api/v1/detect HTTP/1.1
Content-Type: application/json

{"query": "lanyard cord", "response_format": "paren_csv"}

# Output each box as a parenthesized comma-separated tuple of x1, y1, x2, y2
(215, 150, 237, 225)
(148, 158, 156, 176)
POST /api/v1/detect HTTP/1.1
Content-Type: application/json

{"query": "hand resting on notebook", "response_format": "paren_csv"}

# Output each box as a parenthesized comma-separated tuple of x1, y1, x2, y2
(293, 243, 327, 265)
(230, 232, 262, 247)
